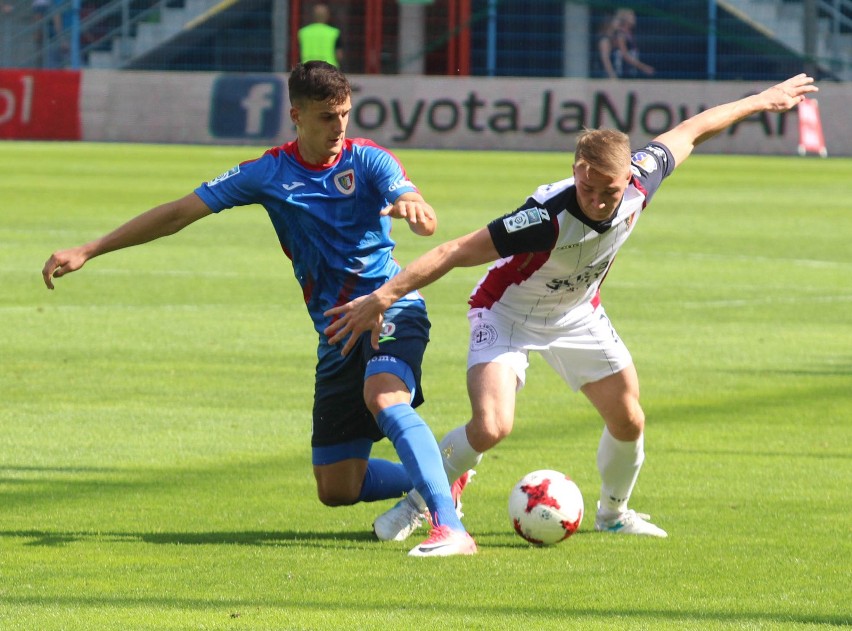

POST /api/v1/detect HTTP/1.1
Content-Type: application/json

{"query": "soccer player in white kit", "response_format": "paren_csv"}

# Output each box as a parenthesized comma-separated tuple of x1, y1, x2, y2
(325, 73, 818, 541)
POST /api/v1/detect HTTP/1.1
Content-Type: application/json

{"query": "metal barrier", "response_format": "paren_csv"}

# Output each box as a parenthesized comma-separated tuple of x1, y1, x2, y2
(1, 0, 849, 80)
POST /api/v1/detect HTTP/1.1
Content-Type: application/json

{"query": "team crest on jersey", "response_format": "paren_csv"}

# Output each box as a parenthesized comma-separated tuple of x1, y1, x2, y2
(631, 151, 657, 174)
(334, 169, 356, 195)
(207, 165, 240, 186)
(503, 207, 550, 233)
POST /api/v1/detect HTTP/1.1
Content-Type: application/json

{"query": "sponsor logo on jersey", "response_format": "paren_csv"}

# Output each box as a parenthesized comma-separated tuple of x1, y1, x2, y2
(282, 181, 304, 191)
(388, 178, 414, 193)
(334, 169, 356, 195)
(556, 242, 581, 251)
(545, 277, 578, 292)
(207, 165, 240, 186)
(470, 322, 499, 350)
(503, 207, 550, 233)
(545, 260, 610, 292)
(631, 151, 657, 174)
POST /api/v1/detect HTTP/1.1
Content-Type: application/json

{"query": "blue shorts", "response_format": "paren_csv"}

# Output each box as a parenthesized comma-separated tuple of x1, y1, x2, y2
(311, 302, 430, 449)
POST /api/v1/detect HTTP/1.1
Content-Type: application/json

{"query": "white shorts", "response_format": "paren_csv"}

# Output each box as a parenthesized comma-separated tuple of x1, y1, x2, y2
(466, 306, 633, 392)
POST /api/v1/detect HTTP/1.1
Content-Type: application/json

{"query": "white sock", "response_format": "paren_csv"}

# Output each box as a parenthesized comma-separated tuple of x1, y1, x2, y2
(405, 490, 427, 513)
(439, 425, 483, 482)
(597, 427, 644, 514)
(407, 425, 483, 512)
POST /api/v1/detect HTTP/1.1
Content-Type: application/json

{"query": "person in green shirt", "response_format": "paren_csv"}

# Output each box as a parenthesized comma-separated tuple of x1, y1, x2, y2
(299, 3, 343, 67)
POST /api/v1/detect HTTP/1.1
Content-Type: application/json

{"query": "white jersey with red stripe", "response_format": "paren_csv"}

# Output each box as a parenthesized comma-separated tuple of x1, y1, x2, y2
(469, 142, 675, 329)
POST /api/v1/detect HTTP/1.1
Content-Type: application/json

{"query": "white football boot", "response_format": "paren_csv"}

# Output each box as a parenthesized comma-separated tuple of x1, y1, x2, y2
(372, 494, 426, 542)
(594, 502, 668, 538)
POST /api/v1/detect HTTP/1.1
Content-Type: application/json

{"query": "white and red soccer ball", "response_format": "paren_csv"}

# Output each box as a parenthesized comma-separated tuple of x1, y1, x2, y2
(508, 469, 584, 545)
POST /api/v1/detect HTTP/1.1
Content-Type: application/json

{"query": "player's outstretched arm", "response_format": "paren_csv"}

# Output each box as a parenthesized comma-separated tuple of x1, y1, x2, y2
(654, 73, 818, 168)
(381, 192, 437, 236)
(324, 227, 498, 356)
(42, 193, 212, 289)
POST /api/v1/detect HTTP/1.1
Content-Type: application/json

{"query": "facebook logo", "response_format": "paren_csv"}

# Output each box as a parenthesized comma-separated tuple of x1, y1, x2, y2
(210, 76, 283, 139)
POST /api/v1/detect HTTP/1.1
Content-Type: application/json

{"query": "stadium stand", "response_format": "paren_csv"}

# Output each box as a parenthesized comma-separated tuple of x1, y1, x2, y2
(1, 0, 850, 80)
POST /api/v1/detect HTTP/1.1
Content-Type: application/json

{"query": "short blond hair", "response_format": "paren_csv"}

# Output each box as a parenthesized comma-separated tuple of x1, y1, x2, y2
(574, 128, 631, 178)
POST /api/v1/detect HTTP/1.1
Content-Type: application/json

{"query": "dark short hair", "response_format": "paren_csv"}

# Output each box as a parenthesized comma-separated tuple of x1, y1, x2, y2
(288, 61, 351, 106)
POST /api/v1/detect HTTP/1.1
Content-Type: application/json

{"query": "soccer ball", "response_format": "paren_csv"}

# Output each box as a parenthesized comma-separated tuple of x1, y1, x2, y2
(508, 469, 584, 545)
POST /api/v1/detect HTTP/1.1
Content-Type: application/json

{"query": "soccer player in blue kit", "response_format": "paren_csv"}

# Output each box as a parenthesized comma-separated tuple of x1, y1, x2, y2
(325, 73, 818, 542)
(41, 61, 476, 557)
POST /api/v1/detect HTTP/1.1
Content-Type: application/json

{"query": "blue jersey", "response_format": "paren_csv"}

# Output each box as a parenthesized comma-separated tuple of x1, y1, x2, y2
(194, 138, 423, 368)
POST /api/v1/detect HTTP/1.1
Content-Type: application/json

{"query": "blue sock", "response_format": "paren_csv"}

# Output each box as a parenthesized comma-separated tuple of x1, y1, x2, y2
(357, 459, 412, 502)
(376, 403, 464, 531)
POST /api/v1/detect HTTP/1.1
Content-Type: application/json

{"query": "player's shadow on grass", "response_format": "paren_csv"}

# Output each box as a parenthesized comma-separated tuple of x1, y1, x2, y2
(3, 529, 378, 547)
(6, 527, 614, 550)
(141, 530, 378, 546)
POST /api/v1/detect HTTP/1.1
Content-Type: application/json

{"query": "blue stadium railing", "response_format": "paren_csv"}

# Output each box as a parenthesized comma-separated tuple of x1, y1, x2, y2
(2, 0, 849, 80)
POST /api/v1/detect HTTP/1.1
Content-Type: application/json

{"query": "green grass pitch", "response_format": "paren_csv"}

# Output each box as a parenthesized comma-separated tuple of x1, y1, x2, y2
(1, 141, 850, 629)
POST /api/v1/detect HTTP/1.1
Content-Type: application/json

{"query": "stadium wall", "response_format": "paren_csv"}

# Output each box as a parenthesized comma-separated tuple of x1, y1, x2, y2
(2, 69, 850, 156)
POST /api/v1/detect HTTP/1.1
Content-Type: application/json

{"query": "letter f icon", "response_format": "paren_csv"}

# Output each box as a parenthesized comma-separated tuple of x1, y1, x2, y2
(241, 83, 275, 136)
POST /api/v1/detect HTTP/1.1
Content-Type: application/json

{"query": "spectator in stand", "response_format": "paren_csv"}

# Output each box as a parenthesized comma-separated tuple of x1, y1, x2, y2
(30, 0, 50, 66)
(45, 0, 72, 68)
(597, 8, 654, 79)
(298, 3, 343, 68)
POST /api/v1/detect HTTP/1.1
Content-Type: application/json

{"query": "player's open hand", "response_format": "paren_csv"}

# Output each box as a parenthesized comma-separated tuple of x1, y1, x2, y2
(381, 198, 436, 236)
(42, 247, 88, 290)
(323, 293, 388, 356)
(763, 74, 818, 112)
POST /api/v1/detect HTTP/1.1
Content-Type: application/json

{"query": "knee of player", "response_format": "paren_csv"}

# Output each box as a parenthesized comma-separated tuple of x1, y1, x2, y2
(364, 392, 407, 417)
(628, 401, 645, 430)
(316, 484, 360, 507)
(467, 413, 512, 450)
(363, 373, 412, 417)
(608, 404, 645, 439)
(314, 472, 363, 506)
